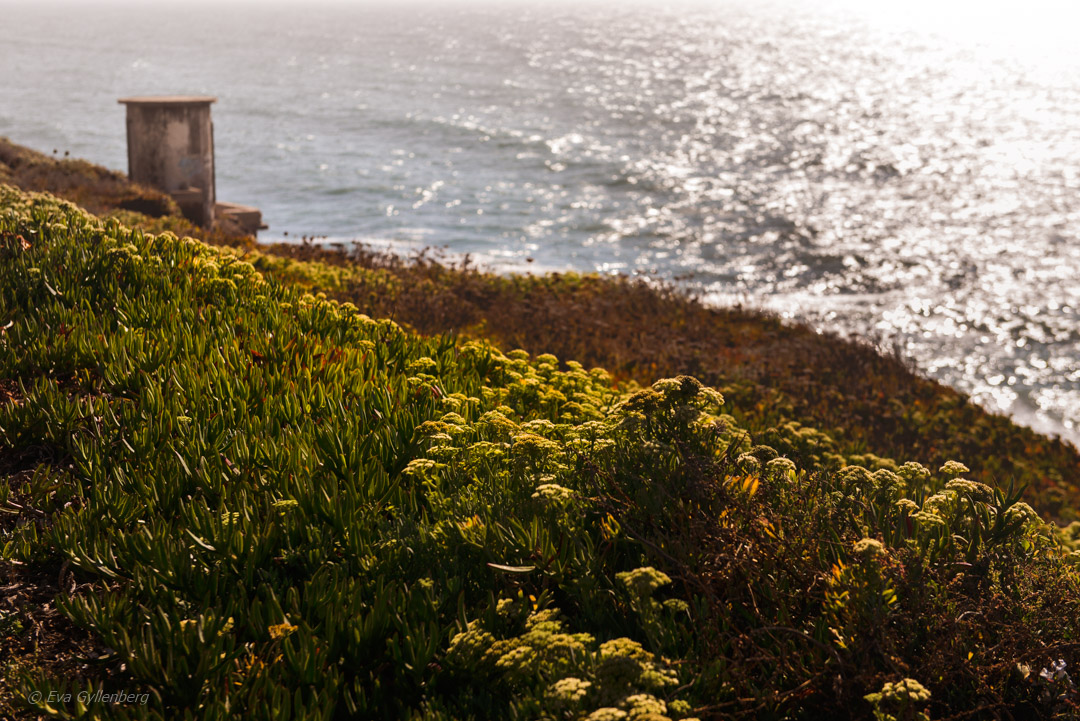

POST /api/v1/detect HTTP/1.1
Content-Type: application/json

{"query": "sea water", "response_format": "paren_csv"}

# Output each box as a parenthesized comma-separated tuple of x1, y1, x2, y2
(4, 0, 1080, 444)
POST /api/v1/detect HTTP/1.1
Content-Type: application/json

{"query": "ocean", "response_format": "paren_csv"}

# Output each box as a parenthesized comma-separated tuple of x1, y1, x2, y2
(4, 0, 1080, 444)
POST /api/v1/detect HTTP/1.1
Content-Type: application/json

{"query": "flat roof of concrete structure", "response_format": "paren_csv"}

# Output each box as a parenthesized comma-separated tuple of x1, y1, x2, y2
(118, 96, 217, 105)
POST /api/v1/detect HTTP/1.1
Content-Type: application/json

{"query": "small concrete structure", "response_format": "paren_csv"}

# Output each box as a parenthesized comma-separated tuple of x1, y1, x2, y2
(118, 96, 217, 227)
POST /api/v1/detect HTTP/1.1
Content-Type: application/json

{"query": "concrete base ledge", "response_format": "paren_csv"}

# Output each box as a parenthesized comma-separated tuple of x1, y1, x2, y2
(215, 202, 266, 234)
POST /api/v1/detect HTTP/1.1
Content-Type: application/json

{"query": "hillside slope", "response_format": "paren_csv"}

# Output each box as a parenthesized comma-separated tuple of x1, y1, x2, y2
(3, 187, 1080, 719)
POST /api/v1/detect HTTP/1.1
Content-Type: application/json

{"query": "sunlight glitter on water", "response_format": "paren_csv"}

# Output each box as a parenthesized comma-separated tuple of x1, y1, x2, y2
(3, 0, 1080, 443)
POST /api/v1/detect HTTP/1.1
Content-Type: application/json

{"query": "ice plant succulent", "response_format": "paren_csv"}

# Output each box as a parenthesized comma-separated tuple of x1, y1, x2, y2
(1, 185, 1080, 720)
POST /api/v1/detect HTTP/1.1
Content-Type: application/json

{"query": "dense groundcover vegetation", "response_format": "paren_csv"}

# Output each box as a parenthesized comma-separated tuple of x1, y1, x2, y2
(5, 188, 1080, 719)
(248, 244, 1080, 522)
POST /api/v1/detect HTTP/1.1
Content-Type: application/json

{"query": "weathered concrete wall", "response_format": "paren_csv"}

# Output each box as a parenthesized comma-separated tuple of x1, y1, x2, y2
(119, 96, 216, 227)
